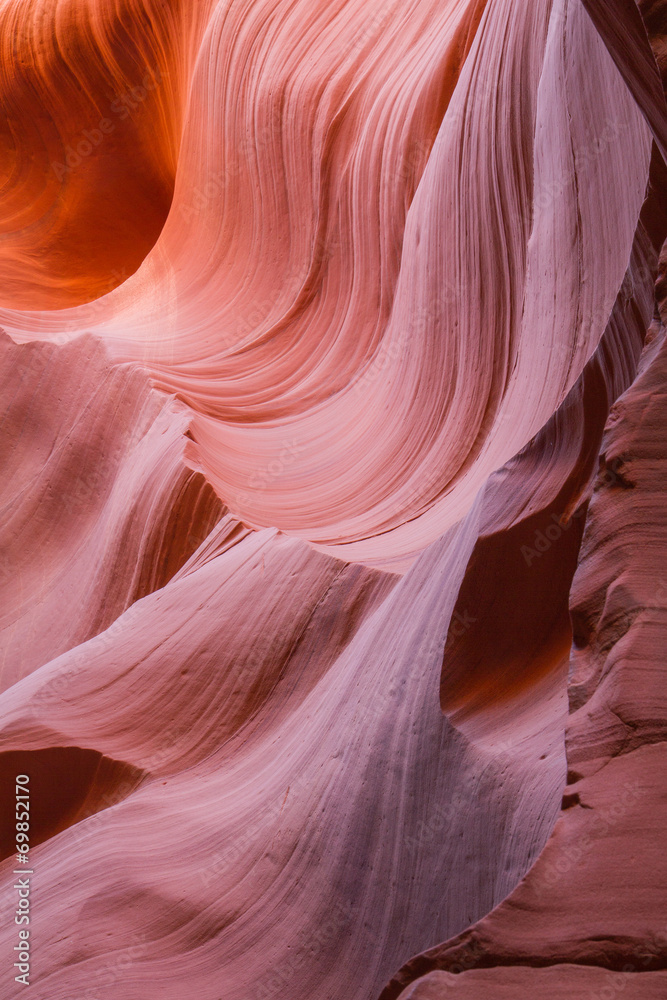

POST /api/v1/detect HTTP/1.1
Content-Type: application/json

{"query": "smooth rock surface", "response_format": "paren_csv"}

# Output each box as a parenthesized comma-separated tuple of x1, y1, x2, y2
(0, 0, 665, 998)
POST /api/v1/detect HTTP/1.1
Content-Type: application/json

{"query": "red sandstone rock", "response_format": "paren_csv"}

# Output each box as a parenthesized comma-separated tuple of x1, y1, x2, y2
(0, 0, 665, 998)
(0, 0, 655, 566)
(379, 256, 667, 1000)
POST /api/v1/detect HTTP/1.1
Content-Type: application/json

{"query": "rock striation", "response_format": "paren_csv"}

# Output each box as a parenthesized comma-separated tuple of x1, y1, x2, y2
(0, 1, 665, 998)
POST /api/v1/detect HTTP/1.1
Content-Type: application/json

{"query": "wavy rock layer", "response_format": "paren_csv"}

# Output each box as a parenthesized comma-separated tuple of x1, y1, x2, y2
(0, 343, 569, 996)
(0, 0, 219, 308)
(0, 454, 564, 998)
(401, 967, 667, 999)
(0, 0, 656, 567)
(380, 273, 667, 1000)
(0, 0, 665, 999)
(0, 331, 224, 690)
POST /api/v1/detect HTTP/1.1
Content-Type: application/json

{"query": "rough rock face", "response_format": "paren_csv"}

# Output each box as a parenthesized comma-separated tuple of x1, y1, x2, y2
(380, 288, 667, 1000)
(0, 1, 665, 999)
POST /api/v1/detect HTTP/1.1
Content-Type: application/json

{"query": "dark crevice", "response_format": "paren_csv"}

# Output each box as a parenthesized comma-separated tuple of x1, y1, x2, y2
(0, 747, 146, 862)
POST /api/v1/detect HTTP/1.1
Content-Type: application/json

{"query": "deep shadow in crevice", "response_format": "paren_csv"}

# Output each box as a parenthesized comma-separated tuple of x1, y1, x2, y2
(440, 498, 586, 725)
(0, 747, 146, 862)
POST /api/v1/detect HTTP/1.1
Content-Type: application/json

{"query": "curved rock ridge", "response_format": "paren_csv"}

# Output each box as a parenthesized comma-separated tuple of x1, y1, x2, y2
(0, 202, 660, 1000)
(0, 0, 218, 309)
(437, 196, 663, 743)
(0, 746, 146, 862)
(0, 0, 656, 565)
(378, 261, 667, 999)
(400, 967, 667, 999)
(0, 331, 224, 690)
(0, 0, 665, 998)
(0, 480, 569, 999)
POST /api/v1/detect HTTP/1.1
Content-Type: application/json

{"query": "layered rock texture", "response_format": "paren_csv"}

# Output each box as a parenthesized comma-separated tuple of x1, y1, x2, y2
(0, 1, 665, 998)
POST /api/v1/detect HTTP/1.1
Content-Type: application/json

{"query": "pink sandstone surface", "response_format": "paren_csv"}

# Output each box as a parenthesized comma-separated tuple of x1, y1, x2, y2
(0, 0, 665, 998)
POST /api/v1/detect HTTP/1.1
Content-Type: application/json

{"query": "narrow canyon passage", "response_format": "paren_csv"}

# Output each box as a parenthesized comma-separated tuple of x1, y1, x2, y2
(0, 1, 665, 998)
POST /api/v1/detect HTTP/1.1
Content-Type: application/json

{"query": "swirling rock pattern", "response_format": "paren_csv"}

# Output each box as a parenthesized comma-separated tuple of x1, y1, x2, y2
(381, 296, 667, 1000)
(0, 0, 656, 566)
(0, 0, 665, 998)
